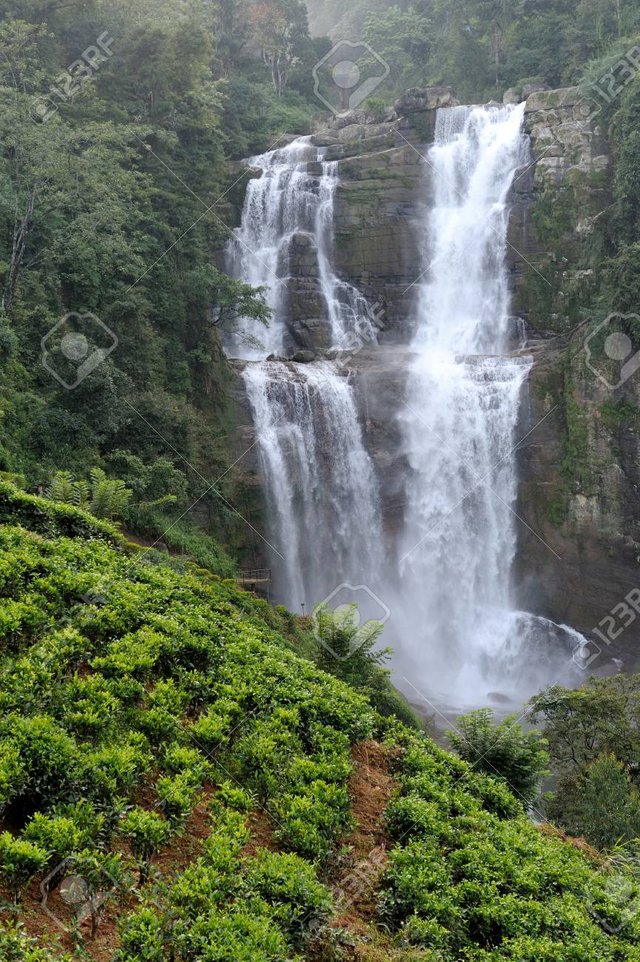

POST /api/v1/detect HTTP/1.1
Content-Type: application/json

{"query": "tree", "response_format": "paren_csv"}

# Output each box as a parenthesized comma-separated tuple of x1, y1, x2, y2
(248, 0, 310, 95)
(207, 267, 272, 335)
(447, 708, 549, 806)
(548, 754, 640, 850)
(364, 6, 433, 95)
(530, 676, 640, 777)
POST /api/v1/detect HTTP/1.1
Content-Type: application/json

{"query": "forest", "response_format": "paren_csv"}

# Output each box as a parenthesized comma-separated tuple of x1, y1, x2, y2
(3, 0, 640, 959)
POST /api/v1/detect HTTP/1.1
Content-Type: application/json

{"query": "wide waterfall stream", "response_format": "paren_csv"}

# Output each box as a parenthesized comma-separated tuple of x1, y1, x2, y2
(227, 106, 585, 711)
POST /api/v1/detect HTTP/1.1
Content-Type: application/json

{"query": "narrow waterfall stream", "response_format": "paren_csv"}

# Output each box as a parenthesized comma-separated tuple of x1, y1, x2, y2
(226, 137, 383, 611)
(227, 110, 585, 709)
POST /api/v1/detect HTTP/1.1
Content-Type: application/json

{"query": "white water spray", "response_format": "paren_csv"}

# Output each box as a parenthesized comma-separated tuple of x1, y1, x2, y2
(396, 104, 583, 704)
(243, 361, 382, 608)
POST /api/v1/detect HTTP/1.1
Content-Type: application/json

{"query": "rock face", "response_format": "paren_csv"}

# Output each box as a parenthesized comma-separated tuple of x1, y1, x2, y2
(229, 85, 640, 667)
(515, 330, 640, 663)
(524, 86, 609, 187)
(308, 92, 459, 340)
(506, 86, 640, 667)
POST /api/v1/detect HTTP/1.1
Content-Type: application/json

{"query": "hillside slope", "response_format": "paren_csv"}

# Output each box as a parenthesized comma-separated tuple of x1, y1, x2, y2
(0, 485, 638, 960)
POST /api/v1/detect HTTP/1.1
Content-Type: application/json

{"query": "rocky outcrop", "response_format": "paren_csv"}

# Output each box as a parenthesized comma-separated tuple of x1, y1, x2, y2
(515, 329, 640, 664)
(510, 89, 640, 667)
(524, 86, 609, 187)
(508, 86, 611, 337)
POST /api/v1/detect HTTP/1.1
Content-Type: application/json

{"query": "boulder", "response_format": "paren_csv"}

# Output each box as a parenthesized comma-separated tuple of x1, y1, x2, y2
(394, 86, 458, 114)
(503, 87, 521, 105)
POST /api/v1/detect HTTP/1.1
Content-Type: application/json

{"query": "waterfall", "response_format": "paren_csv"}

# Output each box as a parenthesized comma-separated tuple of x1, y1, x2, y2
(242, 361, 382, 609)
(228, 116, 585, 707)
(226, 138, 377, 359)
(227, 138, 382, 610)
(396, 104, 582, 704)
(225, 138, 318, 358)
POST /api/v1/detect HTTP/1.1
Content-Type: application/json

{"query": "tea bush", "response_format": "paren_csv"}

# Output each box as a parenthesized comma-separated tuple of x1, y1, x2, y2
(0, 835, 48, 902)
(378, 728, 640, 959)
(1, 495, 640, 959)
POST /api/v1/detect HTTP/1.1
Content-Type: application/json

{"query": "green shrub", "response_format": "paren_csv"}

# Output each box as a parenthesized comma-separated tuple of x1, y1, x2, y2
(0, 744, 26, 813)
(23, 814, 85, 864)
(156, 773, 198, 825)
(120, 808, 172, 883)
(65, 849, 129, 937)
(162, 744, 209, 782)
(172, 908, 291, 961)
(0, 922, 71, 961)
(82, 738, 151, 802)
(115, 908, 166, 962)
(447, 709, 549, 806)
(216, 781, 254, 813)
(1, 715, 80, 806)
(0, 482, 120, 543)
(244, 850, 332, 946)
(50, 801, 105, 846)
(0, 833, 48, 902)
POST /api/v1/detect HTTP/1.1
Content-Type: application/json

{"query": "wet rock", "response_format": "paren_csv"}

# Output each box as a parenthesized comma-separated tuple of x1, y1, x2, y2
(503, 87, 521, 105)
(310, 131, 341, 147)
(522, 82, 550, 99)
(394, 86, 458, 114)
(515, 331, 640, 662)
(291, 350, 316, 363)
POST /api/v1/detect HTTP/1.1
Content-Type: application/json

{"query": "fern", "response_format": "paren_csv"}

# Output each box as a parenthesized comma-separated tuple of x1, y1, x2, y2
(45, 469, 132, 520)
(45, 471, 75, 504)
(71, 480, 90, 510)
(89, 468, 132, 520)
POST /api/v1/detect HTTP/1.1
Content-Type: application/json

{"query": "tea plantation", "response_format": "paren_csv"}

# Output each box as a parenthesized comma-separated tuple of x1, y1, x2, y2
(0, 482, 638, 961)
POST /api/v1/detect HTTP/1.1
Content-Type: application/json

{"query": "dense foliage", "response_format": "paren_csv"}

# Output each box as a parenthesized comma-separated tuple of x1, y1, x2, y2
(532, 676, 640, 849)
(447, 708, 550, 807)
(0, 0, 323, 564)
(0, 490, 637, 959)
(308, 0, 640, 103)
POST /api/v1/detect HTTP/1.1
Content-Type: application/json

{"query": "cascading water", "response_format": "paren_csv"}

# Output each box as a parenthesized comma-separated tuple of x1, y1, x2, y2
(242, 361, 382, 608)
(226, 138, 377, 358)
(396, 104, 584, 705)
(227, 137, 382, 610)
(227, 115, 586, 707)
(225, 138, 317, 358)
